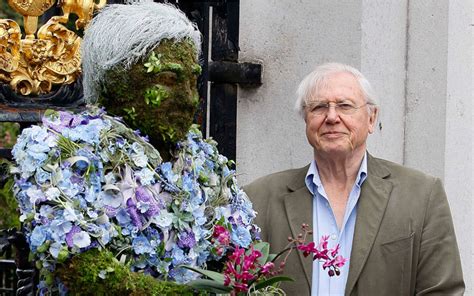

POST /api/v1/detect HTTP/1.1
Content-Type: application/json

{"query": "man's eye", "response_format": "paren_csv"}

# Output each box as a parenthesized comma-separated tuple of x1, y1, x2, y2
(338, 103, 353, 110)
(312, 105, 327, 111)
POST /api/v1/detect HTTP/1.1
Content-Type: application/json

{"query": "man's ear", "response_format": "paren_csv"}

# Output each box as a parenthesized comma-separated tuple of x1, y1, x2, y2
(368, 106, 378, 134)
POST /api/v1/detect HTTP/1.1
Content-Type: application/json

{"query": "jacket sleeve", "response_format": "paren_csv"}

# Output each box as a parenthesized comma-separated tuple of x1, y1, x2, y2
(415, 178, 465, 295)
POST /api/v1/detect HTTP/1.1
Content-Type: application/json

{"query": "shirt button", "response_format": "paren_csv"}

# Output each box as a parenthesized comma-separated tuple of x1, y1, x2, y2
(331, 234, 337, 240)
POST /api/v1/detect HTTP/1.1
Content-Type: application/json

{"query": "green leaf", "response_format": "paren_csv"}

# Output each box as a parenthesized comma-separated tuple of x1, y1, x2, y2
(180, 266, 225, 283)
(267, 253, 277, 262)
(192, 64, 202, 75)
(252, 242, 270, 265)
(253, 276, 294, 291)
(165, 63, 183, 73)
(187, 279, 232, 293)
(43, 109, 59, 120)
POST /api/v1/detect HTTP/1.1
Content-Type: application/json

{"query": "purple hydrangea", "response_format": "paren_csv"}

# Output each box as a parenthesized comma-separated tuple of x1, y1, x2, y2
(177, 230, 196, 249)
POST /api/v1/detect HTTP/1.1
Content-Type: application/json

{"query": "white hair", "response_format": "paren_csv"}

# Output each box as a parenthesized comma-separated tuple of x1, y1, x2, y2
(82, 2, 202, 103)
(294, 63, 378, 118)
(124, 0, 153, 3)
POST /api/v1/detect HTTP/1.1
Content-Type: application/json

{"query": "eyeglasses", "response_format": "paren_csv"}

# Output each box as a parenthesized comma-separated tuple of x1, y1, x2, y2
(305, 101, 370, 116)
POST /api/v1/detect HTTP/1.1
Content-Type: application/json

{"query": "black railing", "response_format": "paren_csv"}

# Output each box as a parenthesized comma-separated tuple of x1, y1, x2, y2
(0, 260, 16, 296)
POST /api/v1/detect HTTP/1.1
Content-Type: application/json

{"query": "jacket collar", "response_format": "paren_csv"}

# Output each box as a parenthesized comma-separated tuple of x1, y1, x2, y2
(283, 164, 313, 288)
(344, 154, 393, 295)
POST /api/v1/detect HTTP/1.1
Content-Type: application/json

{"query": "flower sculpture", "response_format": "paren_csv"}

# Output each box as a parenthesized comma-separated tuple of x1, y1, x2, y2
(12, 108, 258, 294)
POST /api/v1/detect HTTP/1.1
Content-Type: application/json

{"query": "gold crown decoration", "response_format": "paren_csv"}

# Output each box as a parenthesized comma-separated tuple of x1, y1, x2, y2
(0, 0, 106, 96)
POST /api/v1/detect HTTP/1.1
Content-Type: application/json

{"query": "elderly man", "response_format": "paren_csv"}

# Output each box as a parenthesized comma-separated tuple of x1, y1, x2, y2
(244, 63, 464, 295)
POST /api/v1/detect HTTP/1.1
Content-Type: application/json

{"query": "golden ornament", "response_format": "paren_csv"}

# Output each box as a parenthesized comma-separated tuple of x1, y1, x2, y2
(0, 0, 106, 96)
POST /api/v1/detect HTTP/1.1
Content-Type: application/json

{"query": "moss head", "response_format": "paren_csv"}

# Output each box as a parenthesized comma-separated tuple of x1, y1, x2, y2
(98, 39, 200, 157)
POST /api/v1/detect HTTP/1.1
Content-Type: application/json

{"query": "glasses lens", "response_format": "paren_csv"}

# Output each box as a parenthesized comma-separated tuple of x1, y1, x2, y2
(337, 103, 357, 114)
(307, 102, 367, 116)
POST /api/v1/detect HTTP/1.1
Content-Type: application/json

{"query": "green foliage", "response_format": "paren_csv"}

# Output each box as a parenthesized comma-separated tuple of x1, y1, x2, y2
(57, 248, 200, 295)
(144, 85, 169, 107)
(144, 52, 184, 79)
(158, 124, 177, 143)
(0, 173, 20, 229)
(0, 122, 20, 149)
(192, 93, 200, 107)
(182, 266, 232, 294)
(253, 242, 270, 266)
(0, 149, 19, 232)
(123, 107, 138, 126)
(181, 266, 225, 283)
(144, 52, 163, 73)
(166, 62, 184, 74)
(187, 279, 232, 294)
(57, 135, 80, 159)
(192, 64, 202, 76)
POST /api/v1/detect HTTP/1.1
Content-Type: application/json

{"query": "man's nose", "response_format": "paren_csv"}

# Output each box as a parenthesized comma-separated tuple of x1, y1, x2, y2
(325, 105, 340, 123)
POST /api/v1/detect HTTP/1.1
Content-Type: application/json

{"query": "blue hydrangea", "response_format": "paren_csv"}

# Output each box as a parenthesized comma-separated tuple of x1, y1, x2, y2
(12, 110, 260, 290)
(231, 225, 252, 248)
(30, 225, 48, 250)
(132, 235, 155, 255)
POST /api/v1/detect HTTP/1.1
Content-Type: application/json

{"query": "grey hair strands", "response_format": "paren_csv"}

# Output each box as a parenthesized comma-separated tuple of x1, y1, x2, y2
(81, 2, 202, 103)
(123, 0, 153, 3)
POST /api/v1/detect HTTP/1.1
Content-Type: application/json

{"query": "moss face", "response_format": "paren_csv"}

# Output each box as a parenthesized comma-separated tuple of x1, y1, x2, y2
(98, 39, 200, 159)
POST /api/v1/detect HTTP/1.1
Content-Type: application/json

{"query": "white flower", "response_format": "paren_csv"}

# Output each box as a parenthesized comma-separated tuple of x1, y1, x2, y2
(64, 204, 79, 222)
(208, 173, 218, 186)
(136, 168, 155, 186)
(98, 270, 107, 279)
(73, 231, 91, 248)
(131, 142, 144, 154)
(104, 172, 117, 184)
(131, 152, 148, 168)
(153, 210, 173, 228)
(45, 187, 61, 200)
(26, 187, 45, 205)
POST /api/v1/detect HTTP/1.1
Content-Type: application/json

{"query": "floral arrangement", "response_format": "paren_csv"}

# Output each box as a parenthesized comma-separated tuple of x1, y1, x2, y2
(11, 107, 259, 294)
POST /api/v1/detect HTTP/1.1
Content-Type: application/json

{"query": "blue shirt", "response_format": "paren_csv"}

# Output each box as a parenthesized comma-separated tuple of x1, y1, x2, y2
(305, 153, 367, 296)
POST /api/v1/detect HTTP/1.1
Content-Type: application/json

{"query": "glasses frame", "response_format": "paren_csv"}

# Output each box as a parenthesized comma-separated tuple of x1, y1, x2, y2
(305, 101, 371, 116)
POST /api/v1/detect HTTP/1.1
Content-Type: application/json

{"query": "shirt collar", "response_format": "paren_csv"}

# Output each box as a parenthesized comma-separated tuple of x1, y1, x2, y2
(305, 152, 368, 195)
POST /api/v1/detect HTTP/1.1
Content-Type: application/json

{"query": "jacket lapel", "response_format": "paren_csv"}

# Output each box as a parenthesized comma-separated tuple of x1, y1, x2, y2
(283, 166, 313, 288)
(345, 155, 393, 295)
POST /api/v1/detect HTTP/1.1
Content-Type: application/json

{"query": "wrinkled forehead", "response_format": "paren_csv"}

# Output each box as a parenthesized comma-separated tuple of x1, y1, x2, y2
(308, 71, 364, 102)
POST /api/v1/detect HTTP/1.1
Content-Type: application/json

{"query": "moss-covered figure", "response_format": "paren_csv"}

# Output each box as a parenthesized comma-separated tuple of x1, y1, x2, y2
(56, 249, 198, 296)
(82, 2, 202, 161)
(98, 39, 200, 159)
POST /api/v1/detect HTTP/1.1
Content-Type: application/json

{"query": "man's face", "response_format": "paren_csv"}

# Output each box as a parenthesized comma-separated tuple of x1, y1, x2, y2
(304, 72, 377, 159)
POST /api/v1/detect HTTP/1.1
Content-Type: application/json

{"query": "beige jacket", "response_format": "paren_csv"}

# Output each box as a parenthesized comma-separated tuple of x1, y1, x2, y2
(244, 154, 464, 296)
